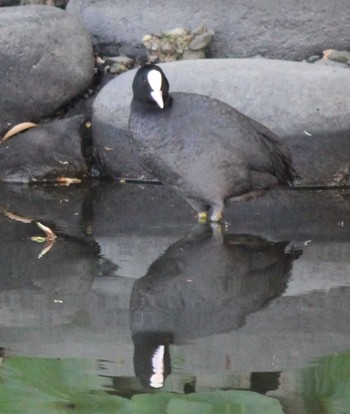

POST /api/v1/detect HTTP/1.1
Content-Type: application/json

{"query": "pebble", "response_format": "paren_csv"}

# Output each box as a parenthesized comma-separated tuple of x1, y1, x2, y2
(105, 55, 134, 68)
(142, 25, 214, 62)
(182, 49, 206, 60)
(109, 63, 129, 75)
(189, 31, 214, 51)
(323, 49, 350, 65)
(192, 24, 207, 36)
(163, 27, 189, 37)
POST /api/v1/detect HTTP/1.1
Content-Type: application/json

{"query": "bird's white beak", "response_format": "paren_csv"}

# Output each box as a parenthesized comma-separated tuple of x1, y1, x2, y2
(151, 90, 164, 109)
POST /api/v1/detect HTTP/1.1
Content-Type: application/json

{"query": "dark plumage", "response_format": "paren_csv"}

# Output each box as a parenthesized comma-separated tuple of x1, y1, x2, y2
(129, 64, 297, 221)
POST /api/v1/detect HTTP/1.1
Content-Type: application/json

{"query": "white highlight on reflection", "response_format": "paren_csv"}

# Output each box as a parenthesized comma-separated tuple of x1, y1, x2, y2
(150, 345, 165, 388)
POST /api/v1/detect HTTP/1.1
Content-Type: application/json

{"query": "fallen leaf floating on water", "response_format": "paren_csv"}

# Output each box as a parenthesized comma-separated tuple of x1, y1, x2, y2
(30, 236, 47, 243)
(0, 209, 33, 223)
(37, 239, 56, 259)
(0, 208, 57, 258)
(36, 221, 57, 241)
(35, 221, 57, 259)
(1, 122, 38, 143)
(56, 177, 82, 186)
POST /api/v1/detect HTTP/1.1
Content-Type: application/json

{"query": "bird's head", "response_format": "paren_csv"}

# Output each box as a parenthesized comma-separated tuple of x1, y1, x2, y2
(132, 64, 170, 109)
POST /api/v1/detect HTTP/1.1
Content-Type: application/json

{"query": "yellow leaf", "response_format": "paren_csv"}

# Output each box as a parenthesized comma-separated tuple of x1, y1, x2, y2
(1, 122, 38, 143)
(30, 236, 46, 243)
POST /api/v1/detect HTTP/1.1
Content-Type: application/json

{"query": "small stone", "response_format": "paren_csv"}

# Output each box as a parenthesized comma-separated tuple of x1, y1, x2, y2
(142, 25, 213, 62)
(182, 49, 206, 60)
(109, 63, 128, 75)
(105, 56, 134, 68)
(143, 35, 161, 52)
(306, 55, 322, 63)
(192, 24, 207, 36)
(163, 27, 189, 37)
(323, 49, 350, 64)
(161, 41, 175, 54)
(161, 54, 178, 62)
(142, 34, 153, 42)
(189, 31, 214, 51)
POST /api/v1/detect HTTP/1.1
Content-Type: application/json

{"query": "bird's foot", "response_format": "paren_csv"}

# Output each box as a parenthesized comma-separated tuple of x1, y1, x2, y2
(197, 211, 208, 223)
(197, 207, 224, 224)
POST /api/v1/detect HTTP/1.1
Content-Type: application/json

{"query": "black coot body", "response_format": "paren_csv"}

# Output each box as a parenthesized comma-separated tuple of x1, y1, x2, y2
(129, 64, 297, 221)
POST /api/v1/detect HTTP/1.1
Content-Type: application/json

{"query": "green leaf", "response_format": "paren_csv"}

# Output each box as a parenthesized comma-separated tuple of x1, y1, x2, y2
(0, 357, 131, 414)
(131, 390, 283, 414)
(0, 357, 284, 414)
(166, 397, 213, 414)
(303, 350, 350, 414)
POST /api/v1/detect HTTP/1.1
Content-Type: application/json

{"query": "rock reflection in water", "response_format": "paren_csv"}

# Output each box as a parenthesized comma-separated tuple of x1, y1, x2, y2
(130, 224, 302, 388)
(0, 183, 100, 326)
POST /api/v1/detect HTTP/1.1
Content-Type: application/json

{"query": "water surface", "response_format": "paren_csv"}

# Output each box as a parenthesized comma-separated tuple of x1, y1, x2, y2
(0, 182, 349, 413)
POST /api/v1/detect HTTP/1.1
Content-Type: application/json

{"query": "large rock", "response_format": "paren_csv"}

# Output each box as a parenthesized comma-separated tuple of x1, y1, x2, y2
(0, 116, 89, 182)
(66, 0, 350, 60)
(92, 59, 350, 186)
(0, 6, 94, 137)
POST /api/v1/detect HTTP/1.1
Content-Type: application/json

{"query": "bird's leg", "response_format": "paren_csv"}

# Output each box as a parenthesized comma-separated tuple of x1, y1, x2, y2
(210, 204, 224, 223)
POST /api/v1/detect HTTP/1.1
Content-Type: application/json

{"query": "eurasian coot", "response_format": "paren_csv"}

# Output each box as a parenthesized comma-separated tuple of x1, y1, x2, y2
(129, 64, 297, 222)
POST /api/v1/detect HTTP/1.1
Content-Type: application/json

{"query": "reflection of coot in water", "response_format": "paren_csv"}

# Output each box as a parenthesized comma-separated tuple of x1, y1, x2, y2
(130, 224, 302, 388)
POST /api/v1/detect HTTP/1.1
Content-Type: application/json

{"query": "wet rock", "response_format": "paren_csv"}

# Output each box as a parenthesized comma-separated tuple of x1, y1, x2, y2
(92, 59, 350, 185)
(0, 0, 20, 5)
(67, 0, 350, 60)
(0, 116, 89, 182)
(0, 6, 94, 137)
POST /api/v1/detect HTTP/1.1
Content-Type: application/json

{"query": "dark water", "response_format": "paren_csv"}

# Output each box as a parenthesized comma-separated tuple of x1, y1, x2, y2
(0, 182, 349, 413)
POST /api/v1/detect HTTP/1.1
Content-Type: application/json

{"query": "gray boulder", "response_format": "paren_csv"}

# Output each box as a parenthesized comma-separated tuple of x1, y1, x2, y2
(0, 116, 88, 182)
(67, 0, 350, 60)
(92, 59, 350, 186)
(0, 6, 94, 137)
